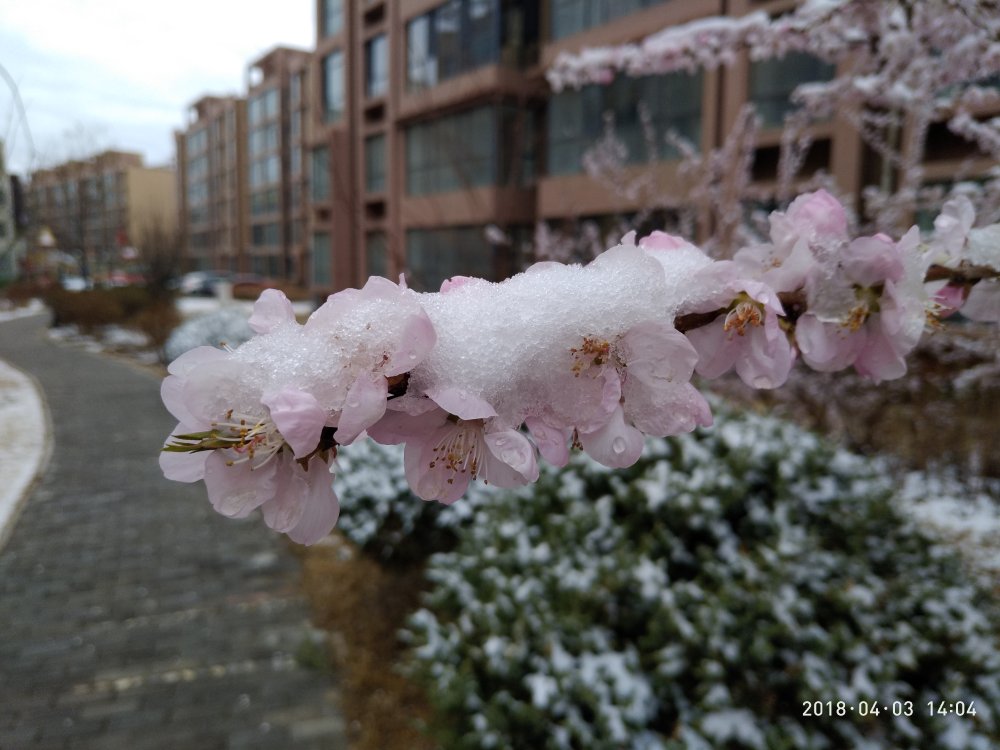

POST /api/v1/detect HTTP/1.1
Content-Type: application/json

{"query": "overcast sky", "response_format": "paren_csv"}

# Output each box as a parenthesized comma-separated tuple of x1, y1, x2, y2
(0, 0, 313, 175)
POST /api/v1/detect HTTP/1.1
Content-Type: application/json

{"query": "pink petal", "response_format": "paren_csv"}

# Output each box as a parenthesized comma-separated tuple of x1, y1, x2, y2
(262, 388, 327, 458)
(336, 373, 389, 445)
(439, 276, 477, 293)
(734, 319, 793, 389)
(159, 439, 209, 482)
(638, 230, 693, 252)
(843, 235, 904, 286)
(167, 345, 227, 377)
(854, 319, 908, 382)
(368, 405, 447, 445)
(161, 376, 199, 425)
(261, 459, 307, 533)
(625, 381, 713, 437)
(425, 386, 497, 420)
(384, 311, 437, 376)
(248, 288, 296, 334)
(795, 314, 864, 372)
(483, 429, 539, 487)
(403, 427, 471, 504)
(286, 468, 340, 545)
(525, 416, 571, 468)
(203, 453, 277, 518)
(620, 320, 699, 386)
(686, 321, 739, 380)
(579, 405, 644, 469)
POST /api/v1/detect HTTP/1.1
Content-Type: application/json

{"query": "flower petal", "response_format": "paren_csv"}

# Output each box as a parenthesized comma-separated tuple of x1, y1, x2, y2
(286, 467, 341, 545)
(262, 388, 327, 458)
(203, 453, 277, 518)
(578, 405, 644, 469)
(337, 373, 389, 445)
(483, 429, 539, 488)
(403, 427, 472, 504)
(159, 439, 209, 482)
(425, 386, 497, 420)
(248, 288, 296, 334)
(525, 416, 570, 468)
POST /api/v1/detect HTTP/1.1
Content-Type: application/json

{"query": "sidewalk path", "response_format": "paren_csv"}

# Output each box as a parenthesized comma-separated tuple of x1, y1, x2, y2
(0, 314, 346, 749)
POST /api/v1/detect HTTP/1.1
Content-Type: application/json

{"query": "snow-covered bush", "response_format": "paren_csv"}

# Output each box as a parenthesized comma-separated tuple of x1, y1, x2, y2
(163, 307, 254, 363)
(403, 407, 1000, 749)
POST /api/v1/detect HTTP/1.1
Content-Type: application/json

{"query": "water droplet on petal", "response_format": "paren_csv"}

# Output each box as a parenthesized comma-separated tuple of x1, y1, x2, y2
(347, 400, 360, 408)
(612, 437, 627, 454)
(408, 352, 417, 360)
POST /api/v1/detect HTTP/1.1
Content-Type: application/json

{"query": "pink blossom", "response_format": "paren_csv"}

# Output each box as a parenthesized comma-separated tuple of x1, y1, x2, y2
(796, 228, 926, 382)
(304, 275, 437, 443)
(683, 264, 794, 389)
(537, 319, 711, 468)
(735, 190, 848, 294)
(371, 401, 538, 503)
(248, 289, 296, 334)
(160, 344, 340, 544)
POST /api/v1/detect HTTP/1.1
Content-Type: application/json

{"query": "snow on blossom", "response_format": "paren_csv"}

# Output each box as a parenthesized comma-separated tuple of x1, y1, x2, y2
(159, 284, 437, 543)
(159, 344, 340, 544)
(407, 243, 678, 428)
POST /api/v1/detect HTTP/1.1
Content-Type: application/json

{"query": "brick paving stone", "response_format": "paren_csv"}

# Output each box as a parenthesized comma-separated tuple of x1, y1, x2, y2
(0, 315, 347, 749)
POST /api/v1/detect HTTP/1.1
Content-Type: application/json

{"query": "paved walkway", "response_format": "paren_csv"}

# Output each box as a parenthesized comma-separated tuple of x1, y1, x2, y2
(0, 314, 347, 749)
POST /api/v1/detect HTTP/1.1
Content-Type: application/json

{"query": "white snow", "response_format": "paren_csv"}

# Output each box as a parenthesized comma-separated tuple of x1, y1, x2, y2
(0, 298, 46, 322)
(0, 357, 50, 549)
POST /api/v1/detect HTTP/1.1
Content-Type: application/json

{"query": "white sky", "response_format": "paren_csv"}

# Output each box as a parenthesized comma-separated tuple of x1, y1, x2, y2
(0, 0, 314, 175)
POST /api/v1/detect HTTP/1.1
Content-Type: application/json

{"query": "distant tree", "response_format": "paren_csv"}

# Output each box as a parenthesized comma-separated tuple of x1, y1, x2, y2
(546, 0, 1000, 254)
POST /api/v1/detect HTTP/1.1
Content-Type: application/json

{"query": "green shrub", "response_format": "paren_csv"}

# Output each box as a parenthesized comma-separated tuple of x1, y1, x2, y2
(402, 408, 1000, 749)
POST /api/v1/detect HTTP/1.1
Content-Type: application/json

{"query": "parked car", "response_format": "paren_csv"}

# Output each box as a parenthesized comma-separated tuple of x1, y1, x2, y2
(178, 271, 232, 296)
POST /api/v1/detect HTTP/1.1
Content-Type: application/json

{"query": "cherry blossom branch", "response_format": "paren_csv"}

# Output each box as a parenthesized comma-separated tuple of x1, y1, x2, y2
(160, 190, 1000, 545)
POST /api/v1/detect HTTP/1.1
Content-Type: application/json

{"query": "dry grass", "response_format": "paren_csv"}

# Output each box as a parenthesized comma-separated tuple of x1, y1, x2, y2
(296, 534, 437, 750)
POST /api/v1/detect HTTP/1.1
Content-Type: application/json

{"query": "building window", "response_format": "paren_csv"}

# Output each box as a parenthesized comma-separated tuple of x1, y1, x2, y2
(312, 231, 332, 286)
(547, 71, 702, 177)
(406, 225, 512, 290)
(251, 222, 280, 247)
(549, 0, 662, 41)
(366, 34, 389, 99)
(311, 147, 330, 201)
(366, 232, 388, 278)
(250, 155, 280, 187)
(407, 0, 519, 91)
(322, 50, 345, 123)
(320, 0, 343, 38)
(405, 106, 498, 195)
(249, 88, 279, 125)
(365, 134, 387, 194)
(749, 53, 836, 128)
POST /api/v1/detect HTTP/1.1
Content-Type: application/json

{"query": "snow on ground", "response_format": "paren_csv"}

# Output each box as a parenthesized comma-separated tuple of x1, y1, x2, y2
(0, 299, 46, 322)
(176, 296, 314, 319)
(0, 358, 49, 549)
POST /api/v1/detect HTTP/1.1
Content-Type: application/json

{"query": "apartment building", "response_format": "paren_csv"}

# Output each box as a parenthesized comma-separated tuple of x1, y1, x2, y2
(179, 1, 990, 296)
(175, 95, 248, 273)
(247, 47, 312, 283)
(299, 0, 857, 293)
(27, 150, 176, 281)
